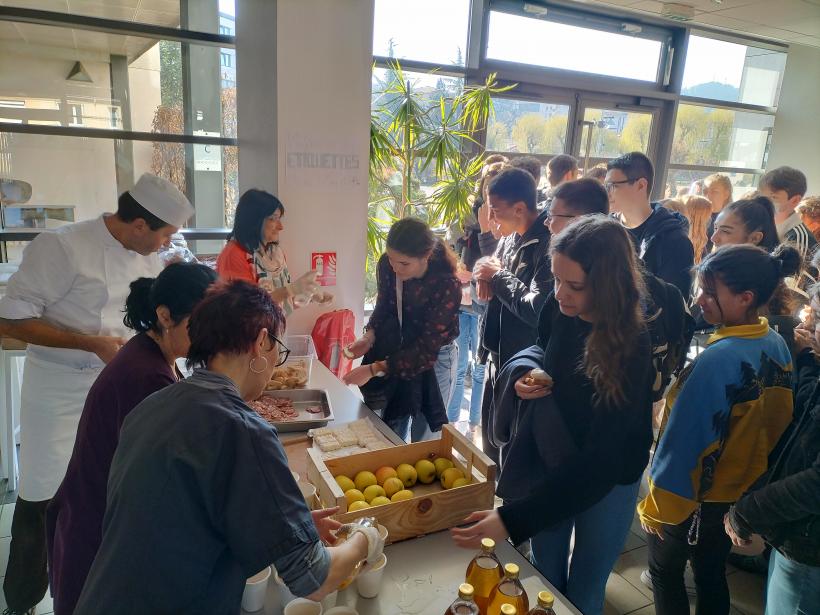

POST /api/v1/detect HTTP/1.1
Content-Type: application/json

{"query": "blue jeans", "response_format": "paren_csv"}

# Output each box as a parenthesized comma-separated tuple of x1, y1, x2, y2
(447, 310, 485, 426)
(530, 480, 640, 615)
(766, 549, 820, 615)
(387, 343, 456, 443)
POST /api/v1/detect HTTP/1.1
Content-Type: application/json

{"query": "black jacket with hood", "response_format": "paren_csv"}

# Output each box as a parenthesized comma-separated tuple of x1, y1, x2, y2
(729, 349, 820, 566)
(628, 204, 694, 300)
(479, 208, 552, 366)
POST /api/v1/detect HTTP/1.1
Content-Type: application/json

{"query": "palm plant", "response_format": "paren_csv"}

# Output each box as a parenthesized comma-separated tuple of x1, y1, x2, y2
(367, 61, 515, 272)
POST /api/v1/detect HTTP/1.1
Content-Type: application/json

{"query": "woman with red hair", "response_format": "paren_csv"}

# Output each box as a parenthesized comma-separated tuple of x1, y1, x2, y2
(74, 281, 382, 614)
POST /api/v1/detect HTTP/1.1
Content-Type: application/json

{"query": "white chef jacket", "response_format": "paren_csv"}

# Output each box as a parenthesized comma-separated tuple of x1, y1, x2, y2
(0, 216, 162, 500)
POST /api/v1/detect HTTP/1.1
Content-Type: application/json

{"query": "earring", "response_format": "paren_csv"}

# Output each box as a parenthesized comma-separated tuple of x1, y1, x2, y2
(250, 356, 269, 374)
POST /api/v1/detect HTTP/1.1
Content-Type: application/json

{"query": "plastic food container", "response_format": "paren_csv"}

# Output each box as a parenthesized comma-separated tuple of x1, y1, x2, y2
(283, 334, 317, 382)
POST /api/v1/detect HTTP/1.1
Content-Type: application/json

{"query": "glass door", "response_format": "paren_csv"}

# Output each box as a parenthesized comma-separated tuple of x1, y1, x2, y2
(571, 101, 660, 174)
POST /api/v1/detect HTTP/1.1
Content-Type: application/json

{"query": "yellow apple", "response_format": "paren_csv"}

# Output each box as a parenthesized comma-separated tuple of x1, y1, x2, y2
(415, 459, 437, 484)
(452, 477, 471, 488)
(374, 466, 398, 486)
(362, 484, 386, 503)
(344, 488, 365, 507)
(441, 467, 465, 489)
(354, 470, 378, 492)
(396, 463, 418, 488)
(335, 475, 355, 493)
(391, 489, 414, 502)
(433, 457, 454, 478)
(383, 476, 404, 498)
(348, 500, 371, 512)
(369, 496, 391, 507)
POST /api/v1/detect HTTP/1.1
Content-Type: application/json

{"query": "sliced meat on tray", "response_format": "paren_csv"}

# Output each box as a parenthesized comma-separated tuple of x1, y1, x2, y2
(248, 396, 300, 422)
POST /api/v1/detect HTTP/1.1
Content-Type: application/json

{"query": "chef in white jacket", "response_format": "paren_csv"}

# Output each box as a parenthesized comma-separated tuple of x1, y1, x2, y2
(0, 173, 194, 615)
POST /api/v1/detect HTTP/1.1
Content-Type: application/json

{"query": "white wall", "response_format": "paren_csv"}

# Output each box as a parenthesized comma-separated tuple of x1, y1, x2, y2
(767, 43, 820, 195)
(238, 0, 374, 335)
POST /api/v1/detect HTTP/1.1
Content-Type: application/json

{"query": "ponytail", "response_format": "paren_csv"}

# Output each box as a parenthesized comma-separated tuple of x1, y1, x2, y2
(123, 277, 157, 333)
(122, 263, 219, 333)
(698, 244, 801, 309)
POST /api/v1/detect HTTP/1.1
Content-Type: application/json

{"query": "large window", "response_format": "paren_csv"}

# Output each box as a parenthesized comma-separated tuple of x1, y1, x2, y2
(666, 33, 784, 200)
(0, 2, 238, 262)
(373, 0, 471, 66)
(682, 35, 787, 108)
(486, 98, 570, 155)
(486, 10, 664, 82)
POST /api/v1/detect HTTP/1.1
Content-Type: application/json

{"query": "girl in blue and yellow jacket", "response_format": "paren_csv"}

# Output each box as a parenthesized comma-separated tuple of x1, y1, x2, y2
(638, 244, 797, 615)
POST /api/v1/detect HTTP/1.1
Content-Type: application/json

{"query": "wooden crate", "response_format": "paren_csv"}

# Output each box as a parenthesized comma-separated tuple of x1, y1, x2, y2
(306, 424, 496, 544)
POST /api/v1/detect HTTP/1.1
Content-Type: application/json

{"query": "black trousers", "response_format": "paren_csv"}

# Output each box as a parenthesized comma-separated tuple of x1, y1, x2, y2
(3, 497, 49, 614)
(648, 502, 733, 615)
(480, 358, 499, 466)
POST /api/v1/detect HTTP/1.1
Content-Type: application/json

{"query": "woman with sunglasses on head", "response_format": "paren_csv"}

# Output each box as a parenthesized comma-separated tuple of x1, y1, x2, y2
(638, 244, 796, 615)
(74, 281, 382, 614)
(217, 189, 329, 313)
(47, 262, 217, 615)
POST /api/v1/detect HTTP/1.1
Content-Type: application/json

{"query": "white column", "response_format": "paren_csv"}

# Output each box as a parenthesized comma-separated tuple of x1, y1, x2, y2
(237, 0, 373, 334)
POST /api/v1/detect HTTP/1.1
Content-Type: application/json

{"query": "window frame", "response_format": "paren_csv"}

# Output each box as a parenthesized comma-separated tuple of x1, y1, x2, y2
(0, 4, 237, 246)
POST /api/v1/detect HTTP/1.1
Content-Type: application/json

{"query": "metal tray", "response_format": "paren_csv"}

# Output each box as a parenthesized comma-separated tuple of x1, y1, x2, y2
(256, 389, 334, 432)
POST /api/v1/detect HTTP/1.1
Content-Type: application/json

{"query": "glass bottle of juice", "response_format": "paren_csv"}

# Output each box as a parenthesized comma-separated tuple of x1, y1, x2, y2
(487, 563, 529, 615)
(445, 583, 480, 615)
(527, 591, 556, 615)
(465, 537, 503, 613)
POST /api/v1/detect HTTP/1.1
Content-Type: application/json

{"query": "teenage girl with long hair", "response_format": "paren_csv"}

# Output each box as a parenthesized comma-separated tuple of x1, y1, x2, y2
(639, 244, 797, 615)
(452, 216, 654, 615)
(685, 195, 713, 263)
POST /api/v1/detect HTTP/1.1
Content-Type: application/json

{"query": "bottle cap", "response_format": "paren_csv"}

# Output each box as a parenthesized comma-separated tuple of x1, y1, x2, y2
(503, 563, 520, 579)
(500, 605, 517, 615)
(480, 537, 496, 551)
(537, 590, 555, 607)
(458, 583, 474, 600)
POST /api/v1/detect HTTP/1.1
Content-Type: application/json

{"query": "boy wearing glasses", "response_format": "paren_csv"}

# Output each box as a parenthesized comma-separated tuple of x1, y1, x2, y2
(606, 152, 694, 300)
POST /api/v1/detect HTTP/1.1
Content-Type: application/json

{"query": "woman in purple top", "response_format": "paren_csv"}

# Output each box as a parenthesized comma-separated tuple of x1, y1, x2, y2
(46, 262, 218, 615)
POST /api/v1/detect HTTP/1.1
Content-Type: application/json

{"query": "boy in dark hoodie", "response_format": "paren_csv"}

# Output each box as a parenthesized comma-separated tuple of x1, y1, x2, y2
(473, 167, 551, 464)
(606, 152, 694, 300)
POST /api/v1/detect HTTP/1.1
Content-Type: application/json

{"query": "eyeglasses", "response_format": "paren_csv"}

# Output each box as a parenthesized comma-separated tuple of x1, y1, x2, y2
(546, 213, 578, 221)
(269, 334, 291, 367)
(604, 178, 637, 192)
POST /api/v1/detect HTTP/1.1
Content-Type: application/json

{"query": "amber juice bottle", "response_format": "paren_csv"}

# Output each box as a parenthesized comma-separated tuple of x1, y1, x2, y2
(465, 538, 503, 613)
(487, 563, 529, 615)
(445, 583, 480, 615)
(527, 590, 556, 615)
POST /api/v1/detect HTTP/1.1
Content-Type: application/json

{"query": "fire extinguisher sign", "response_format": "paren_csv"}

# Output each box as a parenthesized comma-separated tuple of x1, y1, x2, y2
(311, 252, 337, 287)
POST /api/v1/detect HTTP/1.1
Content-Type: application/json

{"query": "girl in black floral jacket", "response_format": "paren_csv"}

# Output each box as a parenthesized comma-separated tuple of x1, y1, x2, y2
(344, 218, 461, 441)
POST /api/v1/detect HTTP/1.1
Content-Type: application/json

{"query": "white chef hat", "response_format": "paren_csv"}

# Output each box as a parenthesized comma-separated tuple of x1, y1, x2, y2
(129, 173, 195, 228)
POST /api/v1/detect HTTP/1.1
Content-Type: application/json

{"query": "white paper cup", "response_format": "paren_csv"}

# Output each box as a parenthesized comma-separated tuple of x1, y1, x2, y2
(324, 607, 359, 615)
(356, 553, 387, 598)
(320, 590, 338, 609)
(241, 566, 271, 612)
(283, 598, 323, 615)
(298, 481, 317, 509)
(273, 571, 296, 607)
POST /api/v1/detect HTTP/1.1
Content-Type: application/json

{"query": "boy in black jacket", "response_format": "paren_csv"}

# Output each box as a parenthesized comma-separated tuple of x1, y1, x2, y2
(474, 167, 551, 464)
(606, 152, 694, 301)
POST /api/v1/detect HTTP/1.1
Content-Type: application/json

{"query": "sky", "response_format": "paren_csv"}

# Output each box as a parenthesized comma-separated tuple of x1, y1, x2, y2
(371, 0, 760, 90)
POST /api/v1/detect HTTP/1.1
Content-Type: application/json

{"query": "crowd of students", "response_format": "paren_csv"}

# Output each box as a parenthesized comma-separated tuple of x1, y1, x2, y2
(430, 154, 820, 615)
